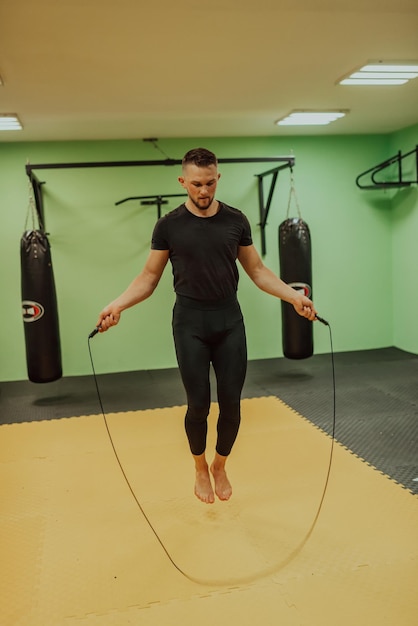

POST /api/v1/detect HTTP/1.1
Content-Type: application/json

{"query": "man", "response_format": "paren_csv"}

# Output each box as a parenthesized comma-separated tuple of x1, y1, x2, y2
(96, 148, 317, 504)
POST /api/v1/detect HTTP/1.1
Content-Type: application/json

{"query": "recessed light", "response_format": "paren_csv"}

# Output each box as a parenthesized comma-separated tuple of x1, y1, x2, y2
(351, 72, 418, 79)
(275, 110, 347, 126)
(363, 64, 418, 72)
(0, 114, 23, 131)
(339, 62, 418, 86)
(340, 78, 409, 85)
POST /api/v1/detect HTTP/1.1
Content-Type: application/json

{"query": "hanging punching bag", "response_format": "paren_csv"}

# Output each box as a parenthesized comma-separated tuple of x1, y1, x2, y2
(279, 217, 313, 359)
(21, 230, 62, 383)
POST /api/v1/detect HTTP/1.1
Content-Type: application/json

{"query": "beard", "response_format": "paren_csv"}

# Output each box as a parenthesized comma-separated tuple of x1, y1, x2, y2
(190, 195, 214, 211)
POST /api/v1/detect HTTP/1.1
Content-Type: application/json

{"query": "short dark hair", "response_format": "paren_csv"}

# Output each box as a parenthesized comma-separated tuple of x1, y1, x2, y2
(182, 148, 218, 169)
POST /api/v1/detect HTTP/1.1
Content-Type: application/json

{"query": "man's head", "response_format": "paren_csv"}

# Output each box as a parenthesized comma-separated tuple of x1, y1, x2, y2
(181, 147, 218, 171)
(179, 148, 220, 212)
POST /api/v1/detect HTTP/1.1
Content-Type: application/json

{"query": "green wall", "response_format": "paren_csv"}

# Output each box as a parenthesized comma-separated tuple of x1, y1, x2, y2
(389, 124, 418, 353)
(1, 130, 413, 382)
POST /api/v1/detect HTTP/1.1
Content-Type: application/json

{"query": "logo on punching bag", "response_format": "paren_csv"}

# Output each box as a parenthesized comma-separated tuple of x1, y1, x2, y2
(22, 300, 45, 322)
(289, 282, 312, 297)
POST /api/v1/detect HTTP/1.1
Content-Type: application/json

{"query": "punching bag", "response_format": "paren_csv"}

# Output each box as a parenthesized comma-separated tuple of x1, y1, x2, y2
(279, 217, 313, 359)
(21, 230, 62, 383)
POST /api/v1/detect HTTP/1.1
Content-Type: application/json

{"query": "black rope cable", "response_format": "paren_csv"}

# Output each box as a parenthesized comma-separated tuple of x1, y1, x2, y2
(87, 315, 336, 585)
(306, 317, 336, 526)
(87, 337, 194, 582)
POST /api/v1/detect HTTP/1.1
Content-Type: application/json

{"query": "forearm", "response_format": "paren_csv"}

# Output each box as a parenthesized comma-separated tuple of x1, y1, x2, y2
(96, 260, 166, 332)
(108, 271, 159, 313)
(250, 266, 300, 304)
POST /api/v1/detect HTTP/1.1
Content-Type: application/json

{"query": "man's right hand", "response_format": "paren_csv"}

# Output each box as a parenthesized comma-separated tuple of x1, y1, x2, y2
(96, 305, 121, 332)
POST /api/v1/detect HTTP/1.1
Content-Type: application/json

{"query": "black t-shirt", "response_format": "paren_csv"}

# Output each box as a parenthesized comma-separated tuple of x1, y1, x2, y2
(151, 202, 253, 300)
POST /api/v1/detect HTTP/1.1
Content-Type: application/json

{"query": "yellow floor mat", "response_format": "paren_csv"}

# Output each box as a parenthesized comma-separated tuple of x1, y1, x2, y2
(1, 396, 417, 625)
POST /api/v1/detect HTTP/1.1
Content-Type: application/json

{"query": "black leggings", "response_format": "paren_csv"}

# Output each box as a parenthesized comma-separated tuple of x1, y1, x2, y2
(172, 294, 247, 457)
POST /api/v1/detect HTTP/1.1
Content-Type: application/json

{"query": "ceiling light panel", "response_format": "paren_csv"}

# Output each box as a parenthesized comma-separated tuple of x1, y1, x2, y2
(363, 64, 418, 72)
(276, 111, 347, 126)
(351, 72, 418, 79)
(339, 62, 418, 86)
(0, 114, 23, 130)
(341, 78, 408, 86)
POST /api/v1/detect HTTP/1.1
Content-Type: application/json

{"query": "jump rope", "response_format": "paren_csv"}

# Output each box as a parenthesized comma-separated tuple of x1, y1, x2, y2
(88, 313, 335, 585)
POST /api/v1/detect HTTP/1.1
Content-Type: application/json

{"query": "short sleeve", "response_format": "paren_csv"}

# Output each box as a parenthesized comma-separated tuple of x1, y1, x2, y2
(151, 216, 169, 250)
(240, 212, 253, 246)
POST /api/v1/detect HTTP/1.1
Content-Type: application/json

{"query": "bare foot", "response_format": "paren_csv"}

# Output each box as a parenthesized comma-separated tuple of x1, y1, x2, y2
(194, 468, 215, 504)
(210, 464, 232, 501)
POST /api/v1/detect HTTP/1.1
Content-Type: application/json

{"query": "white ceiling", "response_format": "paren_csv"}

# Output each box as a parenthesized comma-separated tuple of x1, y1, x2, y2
(0, 0, 417, 143)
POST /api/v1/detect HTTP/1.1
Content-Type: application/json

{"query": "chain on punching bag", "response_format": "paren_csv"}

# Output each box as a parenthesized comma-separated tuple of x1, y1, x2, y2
(21, 185, 62, 383)
(279, 172, 313, 359)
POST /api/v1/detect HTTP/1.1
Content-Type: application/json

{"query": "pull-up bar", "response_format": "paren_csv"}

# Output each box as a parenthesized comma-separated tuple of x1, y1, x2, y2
(25, 156, 292, 173)
(25, 156, 295, 255)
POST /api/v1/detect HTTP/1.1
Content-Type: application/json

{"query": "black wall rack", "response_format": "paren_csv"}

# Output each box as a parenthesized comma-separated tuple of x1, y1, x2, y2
(356, 145, 418, 190)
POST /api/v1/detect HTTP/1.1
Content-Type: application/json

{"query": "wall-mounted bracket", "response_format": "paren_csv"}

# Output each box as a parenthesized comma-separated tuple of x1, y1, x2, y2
(25, 155, 295, 252)
(255, 158, 295, 256)
(356, 145, 418, 190)
(115, 193, 188, 218)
